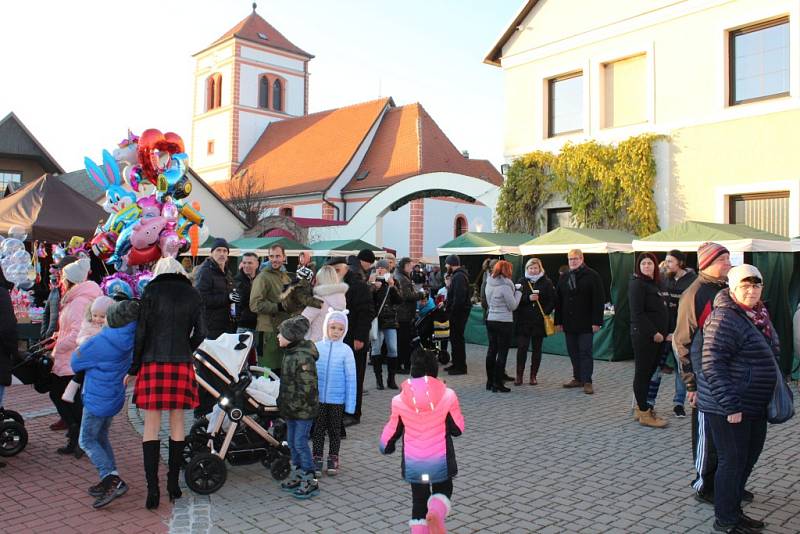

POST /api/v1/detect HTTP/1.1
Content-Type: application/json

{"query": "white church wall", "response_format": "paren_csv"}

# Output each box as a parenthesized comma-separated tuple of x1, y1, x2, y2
(422, 199, 494, 258)
(191, 111, 231, 171)
(197, 167, 230, 186)
(238, 110, 278, 163)
(382, 204, 411, 257)
(187, 180, 247, 242)
(290, 202, 322, 218)
(240, 45, 305, 73)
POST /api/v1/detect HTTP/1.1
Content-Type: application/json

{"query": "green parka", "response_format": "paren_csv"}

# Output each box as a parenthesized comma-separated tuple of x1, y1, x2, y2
(277, 339, 319, 420)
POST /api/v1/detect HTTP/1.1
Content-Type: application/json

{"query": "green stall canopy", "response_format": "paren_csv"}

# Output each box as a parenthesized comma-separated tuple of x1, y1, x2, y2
(197, 236, 307, 257)
(437, 232, 534, 282)
(309, 239, 385, 267)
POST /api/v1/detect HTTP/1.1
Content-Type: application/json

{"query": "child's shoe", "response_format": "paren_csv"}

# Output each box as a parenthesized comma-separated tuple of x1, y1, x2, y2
(88, 480, 106, 497)
(326, 455, 339, 476)
(410, 519, 429, 534)
(426, 493, 450, 534)
(292, 471, 319, 499)
(280, 466, 302, 492)
(93, 475, 129, 509)
(313, 456, 323, 478)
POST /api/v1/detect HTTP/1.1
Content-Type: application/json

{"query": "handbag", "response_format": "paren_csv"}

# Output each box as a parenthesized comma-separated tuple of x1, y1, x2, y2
(767, 355, 794, 424)
(528, 281, 556, 336)
(370, 285, 391, 342)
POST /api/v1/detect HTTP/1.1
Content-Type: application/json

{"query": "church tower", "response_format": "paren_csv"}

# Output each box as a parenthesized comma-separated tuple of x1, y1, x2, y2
(190, 5, 313, 185)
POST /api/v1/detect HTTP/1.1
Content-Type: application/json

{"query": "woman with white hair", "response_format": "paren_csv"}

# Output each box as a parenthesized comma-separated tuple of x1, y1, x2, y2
(126, 257, 206, 509)
(302, 265, 349, 342)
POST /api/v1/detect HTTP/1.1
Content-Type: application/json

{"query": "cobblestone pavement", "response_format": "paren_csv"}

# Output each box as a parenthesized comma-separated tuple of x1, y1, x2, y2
(4, 344, 799, 533)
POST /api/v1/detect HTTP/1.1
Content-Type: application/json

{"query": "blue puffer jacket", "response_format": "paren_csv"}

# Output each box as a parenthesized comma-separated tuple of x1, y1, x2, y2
(314, 309, 357, 414)
(699, 291, 779, 418)
(71, 321, 136, 417)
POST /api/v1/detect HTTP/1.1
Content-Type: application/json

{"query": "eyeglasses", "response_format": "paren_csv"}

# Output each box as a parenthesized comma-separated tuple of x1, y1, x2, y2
(737, 283, 763, 291)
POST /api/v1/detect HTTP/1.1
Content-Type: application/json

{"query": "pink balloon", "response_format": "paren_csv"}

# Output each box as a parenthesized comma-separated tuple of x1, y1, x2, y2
(130, 216, 166, 249)
(162, 200, 179, 223)
(159, 230, 181, 258)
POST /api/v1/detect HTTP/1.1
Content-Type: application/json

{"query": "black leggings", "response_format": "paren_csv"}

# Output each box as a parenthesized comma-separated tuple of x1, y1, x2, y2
(312, 403, 344, 458)
(632, 336, 663, 411)
(411, 479, 453, 520)
(397, 321, 413, 370)
(485, 321, 513, 385)
(49, 375, 83, 432)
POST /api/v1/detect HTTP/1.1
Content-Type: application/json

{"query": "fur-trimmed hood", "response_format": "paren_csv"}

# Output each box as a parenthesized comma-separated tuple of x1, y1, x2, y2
(313, 282, 349, 298)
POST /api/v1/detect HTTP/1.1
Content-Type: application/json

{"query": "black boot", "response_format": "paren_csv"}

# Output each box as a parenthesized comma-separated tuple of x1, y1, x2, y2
(372, 356, 384, 390)
(57, 424, 79, 455)
(386, 357, 399, 390)
(143, 440, 160, 509)
(167, 439, 184, 502)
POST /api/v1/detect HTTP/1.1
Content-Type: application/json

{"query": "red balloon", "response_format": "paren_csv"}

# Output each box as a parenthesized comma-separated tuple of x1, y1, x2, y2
(91, 231, 117, 260)
(137, 129, 185, 184)
(127, 245, 161, 266)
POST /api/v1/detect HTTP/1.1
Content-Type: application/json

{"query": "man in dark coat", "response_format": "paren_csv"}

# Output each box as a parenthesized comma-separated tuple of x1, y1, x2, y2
(233, 252, 259, 333)
(329, 257, 374, 424)
(194, 239, 235, 339)
(554, 249, 604, 394)
(444, 255, 470, 375)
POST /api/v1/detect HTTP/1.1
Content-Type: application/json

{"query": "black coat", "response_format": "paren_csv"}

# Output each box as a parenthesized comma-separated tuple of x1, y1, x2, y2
(343, 270, 375, 346)
(194, 257, 234, 338)
(0, 270, 17, 386)
(554, 265, 605, 334)
(394, 270, 420, 323)
(514, 275, 556, 338)
(233, 270, 258, 330)
(628, 275, 669, 341)
(373, 280, 402, 330)
(660, 269, 697, 333)
(446, 267, 470, 318)
(131, 273, 206, 375)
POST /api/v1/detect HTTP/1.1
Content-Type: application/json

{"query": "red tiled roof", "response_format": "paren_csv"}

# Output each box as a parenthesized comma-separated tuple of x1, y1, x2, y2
(201, 10, 313, 59)
(225, 98, 392, 197)
(343, 103, 502, 192)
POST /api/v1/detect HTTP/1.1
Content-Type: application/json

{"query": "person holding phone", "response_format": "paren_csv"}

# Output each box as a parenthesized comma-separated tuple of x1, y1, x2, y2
(514, 258, 555, 386)
(370, 260, 402, 389)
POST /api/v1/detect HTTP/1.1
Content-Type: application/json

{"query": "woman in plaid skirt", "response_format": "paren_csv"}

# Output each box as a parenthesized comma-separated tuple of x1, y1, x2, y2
(126, 257, 206, 509)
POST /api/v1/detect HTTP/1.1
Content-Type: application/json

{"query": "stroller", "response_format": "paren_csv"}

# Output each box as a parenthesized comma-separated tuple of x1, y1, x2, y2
(413, 301, 450, 366)
(1, 339, 53, 458)
(184, 332, 291, 495)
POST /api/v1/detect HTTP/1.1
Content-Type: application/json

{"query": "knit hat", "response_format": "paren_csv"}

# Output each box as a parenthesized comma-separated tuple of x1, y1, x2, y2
(445, 254, 460, 267)
(666, 249, 686, 265)
(326, 256, 347, 266)
(90, 295, 115, 316)
(697, 242, 730, 271)
(63, 257, 91, 284)
(278, 315, 310, 343)
(375, 259, 391, 270)
(357, 249, 376, 264)
(210, 238, 230, 253)
(106, 300, 140, 328)
(727, 264, 763, 290)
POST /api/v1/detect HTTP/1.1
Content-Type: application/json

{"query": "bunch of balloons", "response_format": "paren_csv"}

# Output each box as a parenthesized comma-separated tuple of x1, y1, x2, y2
(87, 129, 209, 270)
(0, 226, 36, 289)
(100, 271, 153, 299)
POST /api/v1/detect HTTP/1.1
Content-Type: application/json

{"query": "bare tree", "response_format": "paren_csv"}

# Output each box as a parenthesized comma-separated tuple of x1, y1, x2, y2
(225, 168, 272, 226)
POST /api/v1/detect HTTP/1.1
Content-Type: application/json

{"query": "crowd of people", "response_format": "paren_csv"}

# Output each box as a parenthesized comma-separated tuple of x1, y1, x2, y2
(0, 235, 792, 533)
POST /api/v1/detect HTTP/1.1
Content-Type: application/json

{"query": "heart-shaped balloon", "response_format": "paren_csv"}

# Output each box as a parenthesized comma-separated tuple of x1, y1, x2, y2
(137, 129, 185, 185)
(127, 245, 161, 266)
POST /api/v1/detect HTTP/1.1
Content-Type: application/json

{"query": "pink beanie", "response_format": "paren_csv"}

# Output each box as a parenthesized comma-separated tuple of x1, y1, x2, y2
(90, 295, 115, 315)
(697, 242, 729, 271)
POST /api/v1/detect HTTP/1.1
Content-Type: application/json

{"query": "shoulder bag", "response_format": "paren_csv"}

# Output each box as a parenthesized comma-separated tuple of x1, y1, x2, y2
(529, 281, 556, 336)
(370, 285, 391, 342)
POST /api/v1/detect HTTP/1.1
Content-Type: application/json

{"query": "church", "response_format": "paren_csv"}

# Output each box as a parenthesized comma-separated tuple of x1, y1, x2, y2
(191, 7, 502, 260)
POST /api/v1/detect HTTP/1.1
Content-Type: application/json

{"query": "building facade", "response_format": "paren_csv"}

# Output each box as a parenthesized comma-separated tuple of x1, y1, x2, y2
(487, 0, 800, 237)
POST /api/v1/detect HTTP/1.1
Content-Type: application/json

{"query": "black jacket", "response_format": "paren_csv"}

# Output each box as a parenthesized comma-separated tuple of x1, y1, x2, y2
(394, 270, 421, 323)
(628, 275, 669, 341)
(514, 275, 556, 338)
(554, 265, 605, 334)
(343, 269, 375, 347)
(0, 270, 17, 386)
(233, 270, 258, 330)
(447, 267, 470, 318)
(660, 269, 697, 333)
(194, 257, 234, 338)
(700, 290, 779, 418)
(373, 280, 402, 330)
(131, 273, 206, 375)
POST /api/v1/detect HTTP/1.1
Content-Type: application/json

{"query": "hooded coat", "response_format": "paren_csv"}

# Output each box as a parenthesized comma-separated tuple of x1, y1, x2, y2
(278, 339, 320, 420)
(314, 310, 357, 413)
(302, 282, 348, 342)
(0, 270, 18, 386)
(380, 376, 465, 484)
(194, 257, 234, 338)
(485, 275, 522, 322)
(52, 280, 102, 377)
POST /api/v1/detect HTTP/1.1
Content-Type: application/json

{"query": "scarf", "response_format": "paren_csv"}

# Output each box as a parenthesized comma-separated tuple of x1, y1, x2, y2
(738, 300, 773, 339)
(525, 273, 544, 283)
(568, 265, 584, 292)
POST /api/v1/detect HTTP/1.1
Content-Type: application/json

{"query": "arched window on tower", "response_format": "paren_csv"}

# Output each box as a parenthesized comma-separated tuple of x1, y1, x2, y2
(206, 73, 222, 111)
(258, 75, 269, 109)
(454, 215, 468, 237)
(272, 79, 283, 111)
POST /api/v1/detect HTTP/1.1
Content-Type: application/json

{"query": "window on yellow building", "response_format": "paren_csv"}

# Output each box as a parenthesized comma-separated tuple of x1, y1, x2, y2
(603, 54, 646, 128)
(729, 191, 789, 237)
(548, 72, 583, 137)
(729, 17, 789, 105)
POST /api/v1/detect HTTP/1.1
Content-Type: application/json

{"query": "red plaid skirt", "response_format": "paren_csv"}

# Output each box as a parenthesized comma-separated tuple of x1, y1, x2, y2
(132, 361, 199, 411)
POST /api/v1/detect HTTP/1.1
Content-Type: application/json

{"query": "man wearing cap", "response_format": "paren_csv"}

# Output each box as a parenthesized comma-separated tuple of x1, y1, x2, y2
(444, 254, 470, 375)
(250, 244, 294, 374)
(194, 238, 235, 339)
(673, 241, 732, 505)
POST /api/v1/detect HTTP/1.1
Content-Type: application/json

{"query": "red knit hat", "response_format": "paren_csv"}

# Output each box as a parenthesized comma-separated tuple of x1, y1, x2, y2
(697, 242, 729, 271)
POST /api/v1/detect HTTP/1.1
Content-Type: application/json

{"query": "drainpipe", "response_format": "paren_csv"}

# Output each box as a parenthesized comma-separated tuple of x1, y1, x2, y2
(321, 192, 340, 221)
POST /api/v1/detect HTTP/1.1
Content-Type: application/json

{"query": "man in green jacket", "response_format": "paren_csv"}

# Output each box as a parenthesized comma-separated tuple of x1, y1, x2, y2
(250, 245, 293, 373)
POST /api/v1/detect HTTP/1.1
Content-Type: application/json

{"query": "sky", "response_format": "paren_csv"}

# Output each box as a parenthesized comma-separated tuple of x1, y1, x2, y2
(0, 0, 521, 173)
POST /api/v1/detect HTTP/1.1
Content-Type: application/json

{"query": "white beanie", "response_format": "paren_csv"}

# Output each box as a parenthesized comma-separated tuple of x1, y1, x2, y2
(727, 264, 763, 290)
(63, 258, 91, 285)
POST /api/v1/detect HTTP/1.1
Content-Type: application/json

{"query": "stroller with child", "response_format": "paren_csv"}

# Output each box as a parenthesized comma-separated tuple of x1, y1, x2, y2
(184, 332, 291, 494)
(412, 296, 450, 366)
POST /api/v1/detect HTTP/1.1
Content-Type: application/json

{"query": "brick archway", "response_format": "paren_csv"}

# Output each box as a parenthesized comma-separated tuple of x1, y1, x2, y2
(244, 215, 308, 242)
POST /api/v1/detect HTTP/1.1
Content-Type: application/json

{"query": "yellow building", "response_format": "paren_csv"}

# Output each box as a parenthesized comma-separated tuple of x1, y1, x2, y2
(486, 0, 800, 236)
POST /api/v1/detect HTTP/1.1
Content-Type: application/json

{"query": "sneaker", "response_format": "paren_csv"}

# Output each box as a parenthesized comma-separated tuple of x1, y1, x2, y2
(281, 467, 302, 492)
(292, 472, 320, 499)
(738, 513, 764, 530)
(741, 490, 754, 503)
(88, 481, 106, 498)
(712, 520, 760, 534)
(93, 476, 129, 509)
(562, 379, 583, 388)
(313, 457, 323, 478)
(326, 456, 339, 476)
(674, 405, 687, 418)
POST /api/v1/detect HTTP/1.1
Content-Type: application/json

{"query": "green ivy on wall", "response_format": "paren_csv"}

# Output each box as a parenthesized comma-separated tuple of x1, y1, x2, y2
(496, 134, 662, 236)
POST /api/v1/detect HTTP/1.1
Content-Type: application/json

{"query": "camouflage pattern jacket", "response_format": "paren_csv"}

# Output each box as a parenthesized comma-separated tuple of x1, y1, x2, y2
(277, 339, 320, 420)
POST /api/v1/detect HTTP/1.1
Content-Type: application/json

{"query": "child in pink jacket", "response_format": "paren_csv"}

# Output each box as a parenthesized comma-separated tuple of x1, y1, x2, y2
(380, 347, 465, 534)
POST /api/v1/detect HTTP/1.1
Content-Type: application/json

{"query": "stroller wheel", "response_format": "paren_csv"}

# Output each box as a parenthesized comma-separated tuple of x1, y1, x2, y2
(270, 456, 291, 480)
(2, 410, 24, 425)
(0, 421, 28, 457)
(184, 452, 227, 495)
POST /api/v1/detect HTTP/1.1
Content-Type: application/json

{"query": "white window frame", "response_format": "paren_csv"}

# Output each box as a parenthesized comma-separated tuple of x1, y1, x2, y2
(541, 61, 590, 141)
(715, 180, 800, 237)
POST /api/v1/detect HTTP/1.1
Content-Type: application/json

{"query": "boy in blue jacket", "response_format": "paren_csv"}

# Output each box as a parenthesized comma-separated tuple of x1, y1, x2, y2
(71, 300, 139, 509)
(312, 309, 356, 476)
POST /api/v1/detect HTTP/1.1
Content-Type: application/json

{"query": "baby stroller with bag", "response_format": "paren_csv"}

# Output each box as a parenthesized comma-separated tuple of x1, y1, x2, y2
(184, 332, 291, 495)
(412, 302, 450, 366)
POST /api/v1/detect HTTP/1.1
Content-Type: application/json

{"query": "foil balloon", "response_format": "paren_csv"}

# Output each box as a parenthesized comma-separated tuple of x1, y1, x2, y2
(162, 200, 179, 223)
(156, 153, 191, 200)
(103, 202, 141, 234)
(127, 245, 161, 266)
(85, 150, 137, 214)
(101, 273, 135, 299)
(137, 196, 163, 219)
(130, 216, 166, 249)
(159, 230, 182, 258)
(133, 271, 154, 297)
(8, 225, 27, 242)
(137, 129, 185, 185)
(90, 231, 118, 260)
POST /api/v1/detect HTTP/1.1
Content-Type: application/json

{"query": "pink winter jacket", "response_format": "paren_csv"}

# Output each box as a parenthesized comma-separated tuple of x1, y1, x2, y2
(380, 376, 465, 484)
(301, 282, 348, 342)
(52, 281, 102, 376)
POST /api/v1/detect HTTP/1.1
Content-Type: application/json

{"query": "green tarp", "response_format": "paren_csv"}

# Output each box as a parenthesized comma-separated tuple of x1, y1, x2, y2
(520, 227, 636, 253)
(309, 239, 382, 252)
(437, 232, 534, 288)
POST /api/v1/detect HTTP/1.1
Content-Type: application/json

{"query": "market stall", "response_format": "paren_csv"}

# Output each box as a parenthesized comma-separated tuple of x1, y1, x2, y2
(436, 232, 534, 285)
(308, 239, 385, 268)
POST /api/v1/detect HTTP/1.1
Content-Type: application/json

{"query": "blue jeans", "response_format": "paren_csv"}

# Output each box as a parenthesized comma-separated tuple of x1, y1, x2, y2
(564, 332, 594, 384)
(78, 409, 118, 480)
(371, 328, 398, 357)
(286, 418, 314, 473)
(646, 346, 687, 407)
